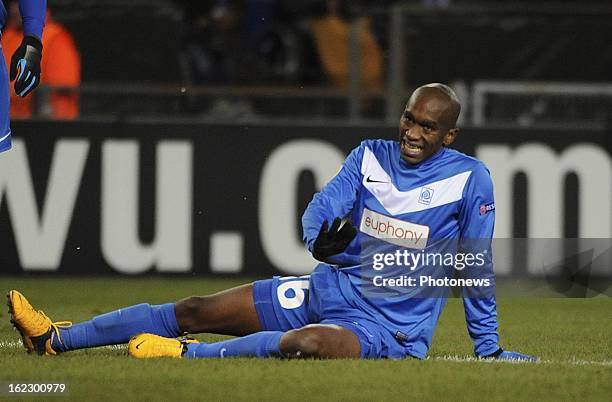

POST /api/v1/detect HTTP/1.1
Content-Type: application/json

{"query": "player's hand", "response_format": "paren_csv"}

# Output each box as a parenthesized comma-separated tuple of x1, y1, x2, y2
(483, 348, 538, 362)
(312, 218, 358, 261)
(496, 350, 538, 362)
(10, 35, 43, 97)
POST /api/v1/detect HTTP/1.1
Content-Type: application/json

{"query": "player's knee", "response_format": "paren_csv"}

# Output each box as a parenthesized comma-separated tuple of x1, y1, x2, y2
(279, 329, 325, 358)
(174, 296, 208, 332)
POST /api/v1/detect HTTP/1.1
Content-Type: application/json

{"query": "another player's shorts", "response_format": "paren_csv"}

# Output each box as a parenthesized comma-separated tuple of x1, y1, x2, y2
(253, 264, 407, 359)
(0, 45, 11, 153)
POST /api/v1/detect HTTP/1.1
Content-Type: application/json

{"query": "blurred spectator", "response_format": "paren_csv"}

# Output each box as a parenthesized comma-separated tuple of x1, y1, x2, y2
(244, 0, 302, 83)
(175, 0, 245, 85)
(246, 0, 274, 50)
(2, 2, 80, 119)
(423, 0, 451, 8)
(176, 0, 301, 85)
(309, 0, 383, 90)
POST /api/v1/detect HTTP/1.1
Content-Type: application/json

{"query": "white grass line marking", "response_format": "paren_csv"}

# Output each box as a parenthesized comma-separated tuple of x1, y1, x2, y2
(1, 340, 610, 365)
(0, 340, 125, 351)
(431, 355, 612, 366)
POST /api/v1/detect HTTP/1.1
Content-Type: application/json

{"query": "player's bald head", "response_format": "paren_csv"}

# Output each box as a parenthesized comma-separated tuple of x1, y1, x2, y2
(409, 83, 461, 129)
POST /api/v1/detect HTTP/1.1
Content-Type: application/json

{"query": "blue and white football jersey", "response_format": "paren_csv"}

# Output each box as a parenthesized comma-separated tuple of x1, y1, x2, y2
(302, 139, 499, 358)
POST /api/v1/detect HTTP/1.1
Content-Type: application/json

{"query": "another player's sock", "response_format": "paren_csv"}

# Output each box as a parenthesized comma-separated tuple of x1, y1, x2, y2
(184, 331, 284, 359)
(51, 303, 180, 352)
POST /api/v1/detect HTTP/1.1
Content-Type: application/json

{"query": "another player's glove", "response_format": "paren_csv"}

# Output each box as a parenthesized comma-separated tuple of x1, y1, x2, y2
(10, 35, 43, 97)
(482, 348, 538, 362)
(312, 218, 358, 261)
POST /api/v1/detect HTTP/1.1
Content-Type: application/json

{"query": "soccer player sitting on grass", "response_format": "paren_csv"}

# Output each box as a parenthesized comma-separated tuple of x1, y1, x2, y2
(8, 83, 536, 361)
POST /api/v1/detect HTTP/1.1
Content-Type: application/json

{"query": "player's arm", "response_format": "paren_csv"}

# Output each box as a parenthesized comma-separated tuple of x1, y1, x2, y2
(302, 143, 363, 264)
(458, 163, 536, 361)
(11, 0, 46, 97)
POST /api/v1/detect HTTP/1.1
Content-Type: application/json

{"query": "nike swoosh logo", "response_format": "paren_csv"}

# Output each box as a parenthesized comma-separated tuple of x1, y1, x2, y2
(135, 341, 146, 350)
(366, 176, 387, 183)
(220, 348, 226, 358)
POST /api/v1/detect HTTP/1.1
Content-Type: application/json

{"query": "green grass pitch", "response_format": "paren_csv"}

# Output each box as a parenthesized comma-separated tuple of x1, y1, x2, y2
(0, 277, 610, 401)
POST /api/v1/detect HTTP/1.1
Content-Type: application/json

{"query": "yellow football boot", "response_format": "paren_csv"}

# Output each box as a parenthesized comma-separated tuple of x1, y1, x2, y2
(7, 290, 72, 356)
(128, 333, 199, 358)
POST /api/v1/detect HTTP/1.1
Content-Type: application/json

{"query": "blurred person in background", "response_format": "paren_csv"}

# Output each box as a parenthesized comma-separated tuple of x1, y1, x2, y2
(174, 0, 250, 119)
(176, 0, 300, 86)
(309, 0, 383, 91)
(244, 0, 302, 84)
(423, 0, 451, 8)
(177, 0, 244, 85)
(176, 0, 305, 119)
(2, 1, 80, 120)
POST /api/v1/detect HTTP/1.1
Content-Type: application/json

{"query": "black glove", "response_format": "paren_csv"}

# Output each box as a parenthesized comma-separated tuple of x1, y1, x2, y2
(312, 218, 358, 261)
(10, 35, 43, 97)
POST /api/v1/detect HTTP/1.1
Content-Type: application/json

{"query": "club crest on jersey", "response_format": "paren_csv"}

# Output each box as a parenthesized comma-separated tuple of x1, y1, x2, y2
(479, 202, 495, 215)
(418, 187, 434, 205)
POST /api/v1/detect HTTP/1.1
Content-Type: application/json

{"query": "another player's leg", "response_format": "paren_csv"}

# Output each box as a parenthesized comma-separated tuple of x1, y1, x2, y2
(0, 47, 12, 153)
(7, 284, 261, 356)
(128, 323, 361, 359)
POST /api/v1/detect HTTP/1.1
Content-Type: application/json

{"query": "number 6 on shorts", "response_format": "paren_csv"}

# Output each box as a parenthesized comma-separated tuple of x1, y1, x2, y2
(276, 276, 310, 309)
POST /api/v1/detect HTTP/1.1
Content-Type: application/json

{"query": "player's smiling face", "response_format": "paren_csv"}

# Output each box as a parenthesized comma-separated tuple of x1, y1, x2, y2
(398, 88, 459, 165)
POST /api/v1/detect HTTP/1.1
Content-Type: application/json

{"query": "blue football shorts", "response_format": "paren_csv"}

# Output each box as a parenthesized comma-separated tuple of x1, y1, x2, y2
(0, 46, 11, 153)
(252, 264, 407, 359)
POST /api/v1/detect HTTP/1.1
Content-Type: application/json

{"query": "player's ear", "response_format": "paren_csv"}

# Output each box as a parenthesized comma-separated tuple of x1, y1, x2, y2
(443, 127, 459, 146)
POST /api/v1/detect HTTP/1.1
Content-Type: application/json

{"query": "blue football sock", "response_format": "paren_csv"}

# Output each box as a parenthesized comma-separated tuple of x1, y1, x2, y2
(184, 331, 284, 359)
(51, 303, 180, 352)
